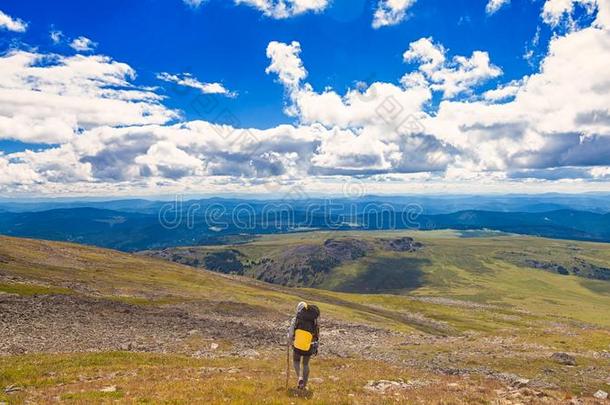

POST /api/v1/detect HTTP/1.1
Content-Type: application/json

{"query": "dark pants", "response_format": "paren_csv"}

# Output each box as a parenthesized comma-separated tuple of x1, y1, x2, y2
(293, 349, 311, 386)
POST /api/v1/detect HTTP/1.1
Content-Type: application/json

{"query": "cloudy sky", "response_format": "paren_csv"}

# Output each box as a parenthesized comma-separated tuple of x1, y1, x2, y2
(0, 0, 609, 197)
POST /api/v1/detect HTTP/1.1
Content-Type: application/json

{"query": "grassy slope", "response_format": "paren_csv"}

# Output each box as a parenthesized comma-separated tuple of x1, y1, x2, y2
(1, 352, 508, 405)
(169, 230, 610, 327)
(1, 233, 610, 403)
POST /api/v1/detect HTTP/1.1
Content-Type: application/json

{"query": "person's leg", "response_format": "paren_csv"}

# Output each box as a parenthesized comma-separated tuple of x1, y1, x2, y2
(301, 355, 310, 387)
(292, 350, 302, 382)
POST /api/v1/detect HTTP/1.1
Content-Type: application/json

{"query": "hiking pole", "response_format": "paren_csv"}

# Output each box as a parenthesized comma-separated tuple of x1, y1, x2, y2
(285, 340, 289, 389)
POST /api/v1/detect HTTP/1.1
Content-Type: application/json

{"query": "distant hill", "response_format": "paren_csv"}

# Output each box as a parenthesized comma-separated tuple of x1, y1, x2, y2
(1, 203, 610, 250)
(143, 231, 610, 292)
(2, 193, 610, 214)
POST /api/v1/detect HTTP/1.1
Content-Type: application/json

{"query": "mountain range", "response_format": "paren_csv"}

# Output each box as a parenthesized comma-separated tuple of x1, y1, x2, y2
(1, 195, 610, 250)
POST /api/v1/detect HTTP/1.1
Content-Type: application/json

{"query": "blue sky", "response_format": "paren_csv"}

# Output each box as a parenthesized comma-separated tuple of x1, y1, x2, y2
(0, 0, 609, 196)
(1, 0, 546, 129)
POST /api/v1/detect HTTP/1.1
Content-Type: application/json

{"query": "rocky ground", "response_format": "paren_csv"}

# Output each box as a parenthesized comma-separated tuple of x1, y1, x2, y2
(0, 290, 396, 358)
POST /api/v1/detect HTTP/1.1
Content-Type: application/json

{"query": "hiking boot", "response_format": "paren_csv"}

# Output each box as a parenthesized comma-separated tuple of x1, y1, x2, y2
(298, 379, 305, 390)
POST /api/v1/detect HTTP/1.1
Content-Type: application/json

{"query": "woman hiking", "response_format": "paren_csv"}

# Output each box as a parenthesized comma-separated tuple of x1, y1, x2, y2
(287, 301, 320, 390)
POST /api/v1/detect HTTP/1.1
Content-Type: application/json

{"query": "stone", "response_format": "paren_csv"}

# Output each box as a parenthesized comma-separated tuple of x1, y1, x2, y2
(4, 385, 23, 394)
(100, 385, 117, 393)
(593, 390, 608, 400)
(364, 380, 410, 393)
(514, 378, 530, 388)
(551, 352, 576, 366)
(240, 349, 259, 358)
(119, 342, 133, 351)
(210, 343, 219, 350)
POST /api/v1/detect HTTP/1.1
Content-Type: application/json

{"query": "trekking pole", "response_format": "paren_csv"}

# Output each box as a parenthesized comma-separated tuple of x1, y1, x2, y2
(285, 339, 290, 390)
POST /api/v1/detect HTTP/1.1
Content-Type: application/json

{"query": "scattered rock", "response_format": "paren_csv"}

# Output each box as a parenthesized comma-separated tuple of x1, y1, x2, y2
(240, 349, 260, 358)
(119, 342, 134, 351)
(551, 352, 576, 366)
(100, 385, 117, 393)
(210, 342, 219, 350)
(364, 380, 410, 393)
(364, 379, 427, 394)
(4, 385, 23, 394)
(514, 378, 530, 388)
(378, 237, 423, 252)
(593, 390, 608, 400)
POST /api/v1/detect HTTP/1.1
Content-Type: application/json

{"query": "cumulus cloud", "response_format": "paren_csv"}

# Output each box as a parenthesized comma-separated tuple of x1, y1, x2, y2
(0, 9, 27, 32)
(426, 21, 610, 176)
(234, 0, 329, 19)
(372, 0, 417, 28)
(541, 0, 609, 28)
(264, 40, 454, 175)
(157, 72, 236, 97)
(69, 36, 97, 52)
(0, 50, 177, 143)
(486, 0, 510, 15)
(404, 37, 502, 98)
(265, 41, 308, 90)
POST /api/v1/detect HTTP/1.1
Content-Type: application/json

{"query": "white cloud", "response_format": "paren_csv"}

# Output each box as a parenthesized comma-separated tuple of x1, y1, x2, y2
(263, 40, 451, 175)
(69, 36, 97, 52)
(265, 41, 308, 89)
(0, 9, 27, 32)
(486, 0, 510, 15)
(50, 30, 64, 44)
(234, 0, 329, 19)
(265, 40, 432, 128)
(483, 79, 524, 101)
(541, 0, 608, 29)
(157, 72, 236, 97)
(0, 50, 177, 143)
(403, 37, 446, 75)
(135, 140, 205, 179)
(427, 22, 610, 175)
(404, 37, 502, 98)
(372, 0, 417, 28)
(183, 0, 206, 7)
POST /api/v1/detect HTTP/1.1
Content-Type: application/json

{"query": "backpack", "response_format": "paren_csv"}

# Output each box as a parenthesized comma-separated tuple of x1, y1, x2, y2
(293, 305, 320, 352)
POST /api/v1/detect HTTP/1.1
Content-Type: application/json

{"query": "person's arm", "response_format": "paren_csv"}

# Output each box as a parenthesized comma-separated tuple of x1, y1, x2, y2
(287, 317, 296, 342)
(313, 319, 320, 342)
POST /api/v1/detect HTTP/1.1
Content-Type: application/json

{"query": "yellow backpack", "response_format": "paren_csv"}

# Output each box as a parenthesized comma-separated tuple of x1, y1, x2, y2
(294, 329, 313, 351)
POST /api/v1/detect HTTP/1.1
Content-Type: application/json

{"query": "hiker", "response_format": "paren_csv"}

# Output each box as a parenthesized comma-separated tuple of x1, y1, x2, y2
(288, 301, 320, 390)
